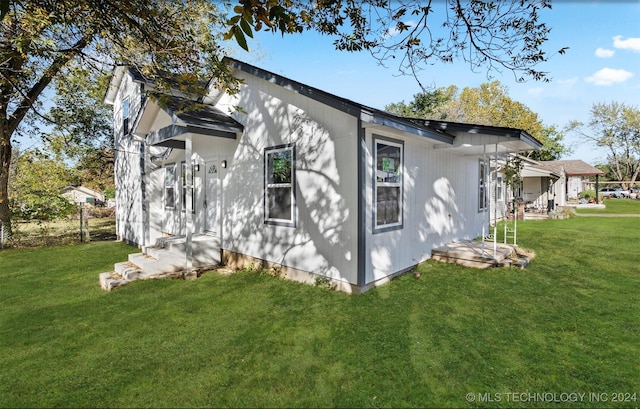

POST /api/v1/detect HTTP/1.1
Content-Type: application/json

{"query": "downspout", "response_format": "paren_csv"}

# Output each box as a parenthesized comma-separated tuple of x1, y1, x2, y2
(356, 118, 367, 289)
(140, 141, 149, 248)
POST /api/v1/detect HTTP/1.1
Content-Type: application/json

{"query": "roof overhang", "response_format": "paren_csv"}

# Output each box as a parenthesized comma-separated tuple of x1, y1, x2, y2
(361, 110, 454, 144)
(132, 96, 244, 149)
(521, 165, 560, 179)
(147, 124, 238, 149)
(427, 121, 542, 156)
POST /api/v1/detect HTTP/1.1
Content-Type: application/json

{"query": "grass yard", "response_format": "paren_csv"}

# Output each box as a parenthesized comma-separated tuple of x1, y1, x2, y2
(0, 216, 639, 408)
(8, 217, 116, 247)
(575, 198, 640, 215)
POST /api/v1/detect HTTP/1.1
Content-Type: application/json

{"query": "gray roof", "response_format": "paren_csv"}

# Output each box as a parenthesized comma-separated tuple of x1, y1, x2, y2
(224, 57, 543, 154)
(162, 96, 243, 132)
(537, 160, 604, 176)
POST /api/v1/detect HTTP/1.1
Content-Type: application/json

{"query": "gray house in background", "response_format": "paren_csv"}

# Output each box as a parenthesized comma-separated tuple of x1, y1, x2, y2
(104, 57, 541, 293)
(537, 160, 605, 201)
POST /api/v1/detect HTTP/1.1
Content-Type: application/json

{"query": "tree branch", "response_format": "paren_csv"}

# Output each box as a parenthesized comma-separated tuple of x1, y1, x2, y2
(7, 34, 91, 136)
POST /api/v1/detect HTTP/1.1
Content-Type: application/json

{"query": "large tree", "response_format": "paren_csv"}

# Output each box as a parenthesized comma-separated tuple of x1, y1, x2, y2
(1, 0, 564, 233)
(227, 0, 566, 87)
(567, 102, 640, 189)
(0, 0, 236, 232)
(9, 148, 75, 221)
(386, 81, 568, 161)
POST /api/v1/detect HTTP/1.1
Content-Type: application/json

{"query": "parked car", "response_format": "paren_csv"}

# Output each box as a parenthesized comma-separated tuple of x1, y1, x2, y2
(600, 187, 629, 198)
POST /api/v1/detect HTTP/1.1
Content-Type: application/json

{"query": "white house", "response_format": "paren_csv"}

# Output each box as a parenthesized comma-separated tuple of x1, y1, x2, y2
(62, 185, 105, 206)
(536, 160, 604, 202)
(518, 156, 566, 215)
(103, 58, 541, 293)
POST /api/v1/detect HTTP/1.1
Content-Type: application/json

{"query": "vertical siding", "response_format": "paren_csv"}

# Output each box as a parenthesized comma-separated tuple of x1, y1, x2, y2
(365, 130, 487, 283)
(113, 73, 144, 246)
(215, 72, 359, 285)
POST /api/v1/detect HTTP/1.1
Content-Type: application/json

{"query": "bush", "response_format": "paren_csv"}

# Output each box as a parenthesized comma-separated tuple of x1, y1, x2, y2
(579, 189, 595, 200)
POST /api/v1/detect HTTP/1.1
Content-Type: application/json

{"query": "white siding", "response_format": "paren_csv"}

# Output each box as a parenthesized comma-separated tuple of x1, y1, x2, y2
(567, 176, 582, 200)
(113, 73, 144, 245)
(364, 130, 487, 283)
(215, 71, 359, 285)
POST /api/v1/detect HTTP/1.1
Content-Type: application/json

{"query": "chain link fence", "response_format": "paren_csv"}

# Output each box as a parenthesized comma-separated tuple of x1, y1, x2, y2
(0, 206, 115, 249)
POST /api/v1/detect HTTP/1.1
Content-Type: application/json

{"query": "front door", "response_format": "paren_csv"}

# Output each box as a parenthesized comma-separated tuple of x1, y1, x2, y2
(204, 160, 219, 233)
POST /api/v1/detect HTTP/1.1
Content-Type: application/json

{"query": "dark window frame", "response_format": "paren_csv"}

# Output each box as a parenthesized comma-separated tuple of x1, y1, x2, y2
(373, 135, 404, 233)
(264, 143, 296, 227)
(122, 97, 130, 135)
(479, 160, 488, 211)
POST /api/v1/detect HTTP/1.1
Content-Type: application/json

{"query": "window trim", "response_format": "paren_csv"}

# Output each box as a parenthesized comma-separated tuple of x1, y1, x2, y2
(181, 161, 196, 214)
(264, 143, 296, 227)
(373, 135, 404, 233)
(479, 160, 488, 211)
(122, 97, 130, 136)
(164, 163, 176, 210)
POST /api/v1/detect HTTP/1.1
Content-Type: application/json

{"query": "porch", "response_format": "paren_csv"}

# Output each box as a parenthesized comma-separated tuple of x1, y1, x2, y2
(431, 239, 533, 269)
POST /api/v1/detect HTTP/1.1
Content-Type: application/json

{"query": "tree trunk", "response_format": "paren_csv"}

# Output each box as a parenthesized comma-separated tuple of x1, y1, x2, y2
(0, 35, 90, 238)
(0, 124, 12, 237)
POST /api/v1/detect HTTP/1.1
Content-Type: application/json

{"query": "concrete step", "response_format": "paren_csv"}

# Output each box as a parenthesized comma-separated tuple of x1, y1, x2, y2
(100, 233, 221, 291)
(114, 261, 143, 281)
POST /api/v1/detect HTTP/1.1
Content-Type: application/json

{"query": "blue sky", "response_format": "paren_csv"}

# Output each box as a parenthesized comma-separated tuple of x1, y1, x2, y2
(231, 1, 640, 166)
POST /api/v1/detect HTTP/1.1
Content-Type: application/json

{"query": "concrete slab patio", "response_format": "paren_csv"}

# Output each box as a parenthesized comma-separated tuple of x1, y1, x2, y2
(431, 240, 532, 269)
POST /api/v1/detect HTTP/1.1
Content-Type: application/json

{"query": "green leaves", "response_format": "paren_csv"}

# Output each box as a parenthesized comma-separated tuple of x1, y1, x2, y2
(224, 1, 303, 51)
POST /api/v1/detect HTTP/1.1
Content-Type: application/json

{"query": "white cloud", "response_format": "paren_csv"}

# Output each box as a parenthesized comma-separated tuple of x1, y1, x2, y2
(613, 35, 640, 52)
(595, 48, 615, 58)
(558, 77, 579, 86)
(585, 68, 634, 86)
(528, 87, 543, 96)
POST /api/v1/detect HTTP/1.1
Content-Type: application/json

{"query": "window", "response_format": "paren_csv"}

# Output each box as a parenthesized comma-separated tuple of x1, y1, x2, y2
(264, 144, 295, 226)
(164, 164, 176, 209)
(374, 137, 403, 231)
(497, 176, 503, 200)
(122, 97, 130, 135)
(479, 160, 488, 210)
(181, 162, 195, 213)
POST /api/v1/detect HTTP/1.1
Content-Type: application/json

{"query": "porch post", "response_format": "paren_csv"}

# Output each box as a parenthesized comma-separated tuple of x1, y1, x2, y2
(492, 144, 498, 256)
(481, 145, 487, 256)
(185, 135, 195, 280)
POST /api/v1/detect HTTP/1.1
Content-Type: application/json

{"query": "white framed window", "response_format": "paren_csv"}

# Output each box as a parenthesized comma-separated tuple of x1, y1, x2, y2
(264, 144, 296, 226)
(164, 163, 176, 209)
(181, 162, 195, 213)
(479, 160, 488, 211)
(122, 97, 130, 135)
(497, 175, 503, 200)
(374, 136, 403, 232)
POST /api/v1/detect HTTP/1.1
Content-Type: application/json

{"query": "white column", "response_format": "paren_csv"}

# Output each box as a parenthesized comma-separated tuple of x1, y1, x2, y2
(185, 135, 195, 279)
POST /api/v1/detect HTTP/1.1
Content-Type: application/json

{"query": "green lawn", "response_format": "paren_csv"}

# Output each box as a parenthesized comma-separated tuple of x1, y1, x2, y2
(0, 216, 639, 408)
(575, 198, 640, 214)
(9, 217, 116, 247)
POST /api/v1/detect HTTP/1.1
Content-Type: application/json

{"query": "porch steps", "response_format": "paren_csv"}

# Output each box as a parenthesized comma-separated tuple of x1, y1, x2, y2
(99, 233, 221, 291)
(431, 240, 532, 269)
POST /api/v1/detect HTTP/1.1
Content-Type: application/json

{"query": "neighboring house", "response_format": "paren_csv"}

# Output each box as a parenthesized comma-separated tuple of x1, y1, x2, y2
(536, 160, 605, 202)
(519, 156, 566, 214)
(62, 185, 105, 206)
(103, 58, 541, 293)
